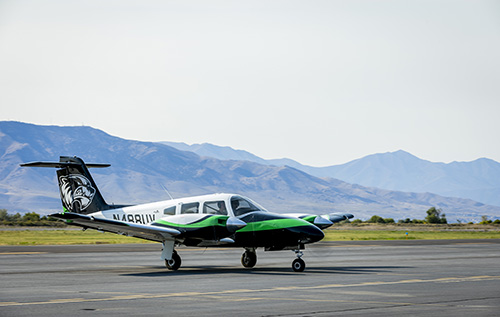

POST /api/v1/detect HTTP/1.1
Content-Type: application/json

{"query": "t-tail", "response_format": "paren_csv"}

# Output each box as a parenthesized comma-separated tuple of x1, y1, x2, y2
(21, 156, 112, 214)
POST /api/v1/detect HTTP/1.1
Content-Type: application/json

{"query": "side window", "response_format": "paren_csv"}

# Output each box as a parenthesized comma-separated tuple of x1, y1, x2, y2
(203, 201, 228, 215)
(181, 202, 199, 214)
(163, 206, 176, 216)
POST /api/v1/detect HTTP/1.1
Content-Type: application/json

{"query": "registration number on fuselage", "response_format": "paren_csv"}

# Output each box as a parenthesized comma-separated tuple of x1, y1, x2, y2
(112, 213, 157, 224)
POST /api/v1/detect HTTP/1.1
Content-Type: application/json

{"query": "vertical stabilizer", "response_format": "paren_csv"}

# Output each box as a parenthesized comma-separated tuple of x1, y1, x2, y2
(21, 156, 111, 214)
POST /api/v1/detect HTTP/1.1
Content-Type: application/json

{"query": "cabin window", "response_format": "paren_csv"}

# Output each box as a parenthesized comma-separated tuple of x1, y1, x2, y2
(231, 196, 261, 216)
(181, 202, 199, 214)
(163, 206, 176, 215)
(203, 201, 228, 215)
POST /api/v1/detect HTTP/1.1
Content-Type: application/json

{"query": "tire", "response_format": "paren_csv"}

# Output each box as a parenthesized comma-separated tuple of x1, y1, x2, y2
(292, 258, 305, 272)
(165, 250, 181, 271)
(241, 251, 257, 268)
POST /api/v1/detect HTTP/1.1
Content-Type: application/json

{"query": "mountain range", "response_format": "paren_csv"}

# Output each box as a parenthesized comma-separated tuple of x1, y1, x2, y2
(1, 121, 499, 222)
(164, 142, 500, 208)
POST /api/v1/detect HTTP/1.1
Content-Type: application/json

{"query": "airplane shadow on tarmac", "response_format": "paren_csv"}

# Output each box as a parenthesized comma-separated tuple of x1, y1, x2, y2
(122, 265, 411, 277)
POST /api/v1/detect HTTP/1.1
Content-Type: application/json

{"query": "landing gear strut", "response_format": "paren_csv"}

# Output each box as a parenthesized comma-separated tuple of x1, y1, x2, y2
(165, 250, 181, 270)
(292, 250, 305, 272)
(241, 248, 257, 268)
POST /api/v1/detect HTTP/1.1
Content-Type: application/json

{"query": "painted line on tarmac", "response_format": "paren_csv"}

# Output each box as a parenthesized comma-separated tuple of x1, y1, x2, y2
(1, 275, 499, 307)
(189, 295, 498, 311)
(318, 244, 382, 248)
(0, 252, 47, 255)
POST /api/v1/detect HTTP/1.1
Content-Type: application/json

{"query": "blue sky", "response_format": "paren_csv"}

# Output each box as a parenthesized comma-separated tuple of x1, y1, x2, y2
(1, 0, 499, 166)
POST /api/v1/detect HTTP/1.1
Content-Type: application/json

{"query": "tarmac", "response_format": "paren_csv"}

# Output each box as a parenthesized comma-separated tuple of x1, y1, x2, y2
(1, 239, 499, 316)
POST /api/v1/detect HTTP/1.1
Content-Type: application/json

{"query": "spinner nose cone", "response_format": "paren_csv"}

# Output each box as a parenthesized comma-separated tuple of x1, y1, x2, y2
(226, 216, 247, 232)
(289, 224, 325, 244)
(313, 216, 333, 229)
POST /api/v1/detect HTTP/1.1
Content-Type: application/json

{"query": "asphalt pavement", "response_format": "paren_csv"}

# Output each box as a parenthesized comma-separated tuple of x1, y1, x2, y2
(1, 239, 499, 316)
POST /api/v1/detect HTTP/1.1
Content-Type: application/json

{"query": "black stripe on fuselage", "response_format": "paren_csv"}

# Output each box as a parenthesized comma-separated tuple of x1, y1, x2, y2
(232, 225, 320, 249)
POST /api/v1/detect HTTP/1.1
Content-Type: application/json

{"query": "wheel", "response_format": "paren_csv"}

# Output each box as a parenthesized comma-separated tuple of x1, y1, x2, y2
(292, 258, 305, 272)
(165, 250, 181, 270)
(241, 250, 257, 268)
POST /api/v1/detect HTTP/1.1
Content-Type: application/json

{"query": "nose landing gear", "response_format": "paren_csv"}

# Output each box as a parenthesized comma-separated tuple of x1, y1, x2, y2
(292, 250, 305, 272)
(241, 248, 257, 268)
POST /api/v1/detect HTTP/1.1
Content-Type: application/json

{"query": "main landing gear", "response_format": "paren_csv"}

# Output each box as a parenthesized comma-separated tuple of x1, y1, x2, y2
(241, 248, 257, 268)
(165, 250, 181, 270)
(162, 241, 181, 271)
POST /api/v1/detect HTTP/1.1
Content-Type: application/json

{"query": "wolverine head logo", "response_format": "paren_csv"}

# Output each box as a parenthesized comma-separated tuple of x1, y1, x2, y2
(59, 174, 96, 212)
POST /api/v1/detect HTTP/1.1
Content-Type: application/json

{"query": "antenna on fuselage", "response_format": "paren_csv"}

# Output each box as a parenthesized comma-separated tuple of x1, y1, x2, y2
(161, 184, 174, 200)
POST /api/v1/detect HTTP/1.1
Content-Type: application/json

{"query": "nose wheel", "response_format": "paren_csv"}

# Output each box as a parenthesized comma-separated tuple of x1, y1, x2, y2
(292, 250, 305, 272)
(241, 249, 257, 268)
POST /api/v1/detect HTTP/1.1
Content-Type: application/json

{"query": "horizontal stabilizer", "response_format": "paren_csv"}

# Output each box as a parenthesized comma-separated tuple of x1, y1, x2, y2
(21, 161, 110, 168)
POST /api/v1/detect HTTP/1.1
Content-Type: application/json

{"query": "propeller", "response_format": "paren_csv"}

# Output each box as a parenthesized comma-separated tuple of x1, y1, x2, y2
(226, 216, 247, 232)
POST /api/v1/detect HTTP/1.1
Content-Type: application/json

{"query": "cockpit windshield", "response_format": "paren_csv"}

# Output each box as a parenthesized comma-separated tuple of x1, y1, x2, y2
(230, 196, 266, 216)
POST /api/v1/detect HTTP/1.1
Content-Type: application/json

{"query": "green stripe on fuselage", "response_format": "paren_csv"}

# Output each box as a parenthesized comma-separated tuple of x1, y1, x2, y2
(236, 218, 310, 233)
(154, 215, 228, 229)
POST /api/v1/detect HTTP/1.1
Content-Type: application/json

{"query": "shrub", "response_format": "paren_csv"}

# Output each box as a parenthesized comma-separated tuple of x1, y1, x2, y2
(367, 215, 385, 223)
(425, 207, 447, 224)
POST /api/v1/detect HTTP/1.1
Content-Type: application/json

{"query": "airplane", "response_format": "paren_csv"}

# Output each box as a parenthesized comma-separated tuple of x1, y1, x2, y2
(21, 156, 354, 272)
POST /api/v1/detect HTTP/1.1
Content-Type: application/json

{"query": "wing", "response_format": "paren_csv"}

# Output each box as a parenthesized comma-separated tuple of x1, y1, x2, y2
(284, 212, 354, 229)
(51, 212, 180, 242)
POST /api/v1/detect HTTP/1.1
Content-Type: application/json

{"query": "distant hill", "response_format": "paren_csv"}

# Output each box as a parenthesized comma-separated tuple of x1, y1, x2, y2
(161, 141, 312, 169)
(162, 141, 269, 164)
(310, 150, 500, 208)
(164, 142, 500, 208)
(1, 121, 499, 222)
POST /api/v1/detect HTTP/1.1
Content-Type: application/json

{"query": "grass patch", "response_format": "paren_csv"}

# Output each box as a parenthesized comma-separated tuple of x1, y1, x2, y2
(0, 229, 146, 245)
(1, 226, 499, 246)
(324, 229, 500, 241)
